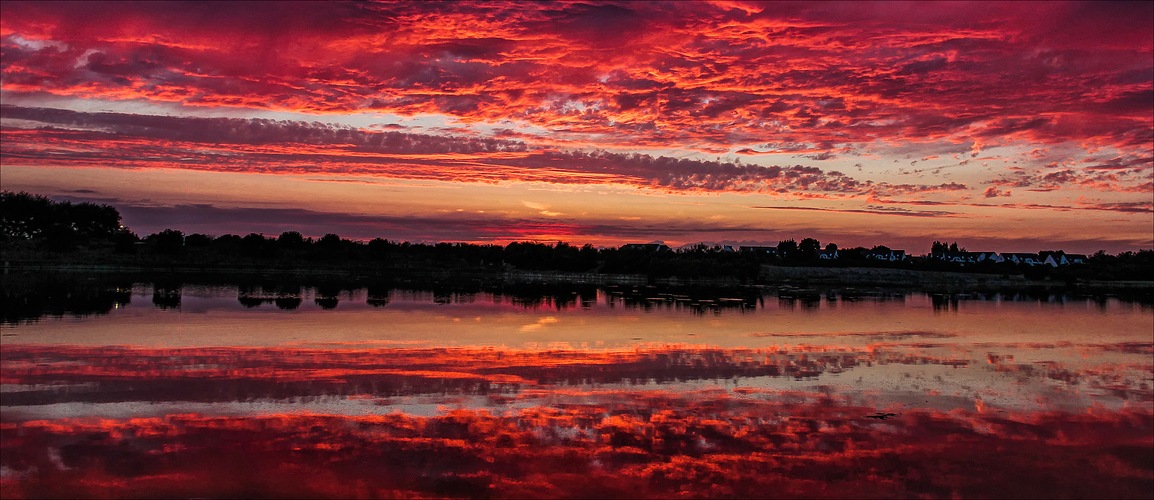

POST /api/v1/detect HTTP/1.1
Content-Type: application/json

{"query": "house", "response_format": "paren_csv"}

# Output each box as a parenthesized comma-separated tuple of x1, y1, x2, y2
(1002, 253, 1042, 266)
(1038, 251, 1070, 267)
(817, 248, 839, 260)
(620, 243, 671, 253)
(941, 251, 977, 264)
(867, 249, 906, 262)
(973, 251, 1003, 263)
(942, 251, 1002, 264)
(739, 246, 777, 256)
(1066, 254, 1088, 264)
(1038, 248, 1061, 265)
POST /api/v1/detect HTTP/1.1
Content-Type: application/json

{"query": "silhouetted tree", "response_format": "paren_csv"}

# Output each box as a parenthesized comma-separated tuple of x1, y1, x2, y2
(212, 234, 243, 254)
(931, 241, 949, 256)
(67, 201, 121, 241)
(825, 243, 838, 251)
(798, 238, 821, 260)
(313, 233, 343, 260)
(777, 239, 797, 260)
(278, 231, 305, 250)
(316, 233, 342, 250)
(112, 229, 139, 254)
(0, 191, 122, 248)
(184, 233, 213, 247)
(0, 191, 55, 240)
(839, 246, 868, 261)
(368, 238, 392, 261)
(151, 229, 184, 255)
(242, 233, 277, 259)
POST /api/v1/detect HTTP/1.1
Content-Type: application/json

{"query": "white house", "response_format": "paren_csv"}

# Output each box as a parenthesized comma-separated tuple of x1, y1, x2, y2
(1002, 253, 1043, 266)
(868, 249, 906, 262)
(973, 251, 1003, 263)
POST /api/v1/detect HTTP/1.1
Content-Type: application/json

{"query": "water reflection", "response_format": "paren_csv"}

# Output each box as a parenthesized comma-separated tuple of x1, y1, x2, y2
(3, 342, 1149, 410)
(276, 296, 303, 310)
(2, 272, 1151, 498)
(1, 386, 1150, 499)
(0, 274, 133, 324)
(3, 343, 1152, 498)
(4, 273, 1150, 325)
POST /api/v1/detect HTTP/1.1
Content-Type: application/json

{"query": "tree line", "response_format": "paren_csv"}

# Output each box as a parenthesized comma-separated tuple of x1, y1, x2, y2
(2, 191, 1150, 281)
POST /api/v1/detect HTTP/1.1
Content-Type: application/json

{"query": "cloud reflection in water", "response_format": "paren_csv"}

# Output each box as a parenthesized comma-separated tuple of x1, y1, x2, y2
(2, 342, 1152, 498)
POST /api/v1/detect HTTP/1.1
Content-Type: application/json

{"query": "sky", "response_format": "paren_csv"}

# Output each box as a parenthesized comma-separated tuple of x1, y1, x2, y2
(1, 1, 1151, 254)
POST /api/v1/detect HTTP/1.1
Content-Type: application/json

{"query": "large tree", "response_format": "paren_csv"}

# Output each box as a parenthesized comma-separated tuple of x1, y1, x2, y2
(0, 191, 123, 246)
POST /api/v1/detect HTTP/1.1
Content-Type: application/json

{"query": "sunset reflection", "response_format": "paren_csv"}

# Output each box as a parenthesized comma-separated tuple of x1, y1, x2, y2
(3, 395, 1150, 499)
(4, 343, 1150, 409)
(3, 282, 1151, 498)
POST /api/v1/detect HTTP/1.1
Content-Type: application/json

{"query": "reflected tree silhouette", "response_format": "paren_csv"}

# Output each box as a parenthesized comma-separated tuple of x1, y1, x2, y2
(275, 297, 303, 310)
(151, 282, 182, 310)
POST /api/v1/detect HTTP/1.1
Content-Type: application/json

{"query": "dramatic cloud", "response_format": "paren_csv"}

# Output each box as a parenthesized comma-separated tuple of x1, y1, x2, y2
(1, 105, 969, 196)
(1, 1, 1150, 154)
(1, 1, 1150, 251)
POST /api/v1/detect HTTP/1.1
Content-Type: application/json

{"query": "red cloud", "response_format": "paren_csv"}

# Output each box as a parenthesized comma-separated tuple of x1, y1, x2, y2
(984, 162, 1153, 193)
(1, 1, 1149, 155)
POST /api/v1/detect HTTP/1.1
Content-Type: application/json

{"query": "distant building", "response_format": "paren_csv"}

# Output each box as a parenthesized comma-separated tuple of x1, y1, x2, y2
(867, 249, 906, 262)
(973, 251, 1003, 263)
(739, 246, 777, 255)
(1038, 250, 1071, 267)
(817, 248, 839, 260)
(940, 251, 974, 264)
(1002, 253, 1043, 266)
(620, 243, 671, 253)
(939, 251, 1002, 264)
(1065, 254, 1088, 264)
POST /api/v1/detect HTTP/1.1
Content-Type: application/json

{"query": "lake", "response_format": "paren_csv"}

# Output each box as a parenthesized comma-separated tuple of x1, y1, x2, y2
(2, 274, 1152, 498)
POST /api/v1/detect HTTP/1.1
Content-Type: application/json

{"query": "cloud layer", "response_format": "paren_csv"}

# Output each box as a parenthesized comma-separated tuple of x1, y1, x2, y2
(1, 105, 973, 197)
(1, 2, 1150, 251)
(2, 1, 1151, 155)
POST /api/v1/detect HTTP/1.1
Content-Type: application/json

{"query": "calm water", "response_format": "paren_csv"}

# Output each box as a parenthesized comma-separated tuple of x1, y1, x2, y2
(2, 276, 1152, 498)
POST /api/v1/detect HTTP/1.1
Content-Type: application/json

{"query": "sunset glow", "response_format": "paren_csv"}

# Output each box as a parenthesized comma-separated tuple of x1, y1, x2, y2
(1, 1, 1150, 252)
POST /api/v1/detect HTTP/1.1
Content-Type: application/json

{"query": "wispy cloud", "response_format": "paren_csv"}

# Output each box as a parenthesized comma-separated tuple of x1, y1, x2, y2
(749, 205, 960, 218)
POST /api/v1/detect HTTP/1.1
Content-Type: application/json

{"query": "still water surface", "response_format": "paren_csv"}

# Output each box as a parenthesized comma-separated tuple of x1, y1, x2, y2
(2, 278, 1151, 498)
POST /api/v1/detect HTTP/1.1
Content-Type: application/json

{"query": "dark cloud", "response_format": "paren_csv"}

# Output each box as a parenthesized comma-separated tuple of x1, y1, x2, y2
(749, 205, 960, 218)
(0, 105, 529, 155)
(56, 198, 773, 243)
(3, 106, 971, 197)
